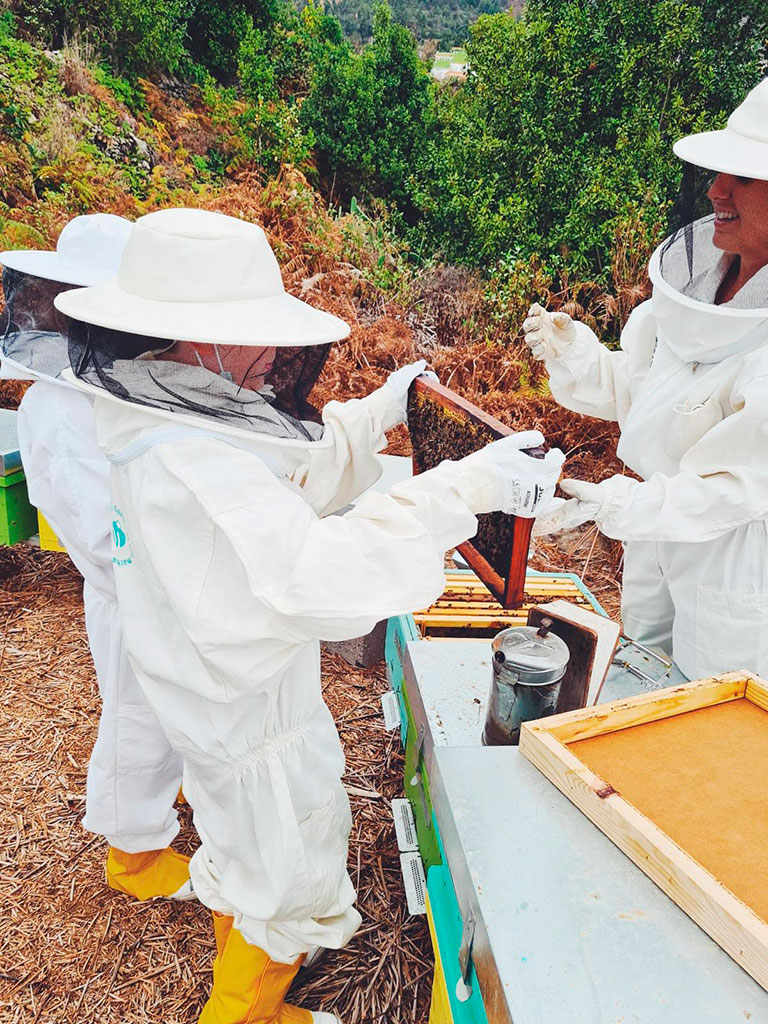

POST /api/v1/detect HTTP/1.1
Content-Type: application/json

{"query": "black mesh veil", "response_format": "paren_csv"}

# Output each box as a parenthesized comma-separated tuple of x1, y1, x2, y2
(656, 214, 768, 308)
(1, 267, 77, 378)
(269, 344, 332, 420)
(666, 163, 715, 240)
(64, 316, 332, 441)
(662, 164, 722, 289)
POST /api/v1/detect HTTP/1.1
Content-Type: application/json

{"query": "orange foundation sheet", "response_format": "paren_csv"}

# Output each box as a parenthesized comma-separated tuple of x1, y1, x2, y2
(569, 698, 768, 921)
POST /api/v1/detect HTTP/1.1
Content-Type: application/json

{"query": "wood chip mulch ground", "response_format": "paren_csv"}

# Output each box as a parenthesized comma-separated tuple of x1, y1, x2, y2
(0, 546, 431, 1024)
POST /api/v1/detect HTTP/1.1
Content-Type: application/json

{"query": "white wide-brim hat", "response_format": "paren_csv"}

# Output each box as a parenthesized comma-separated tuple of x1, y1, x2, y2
(674, 78, 768, 180)
(0, 213, 132, 286)
(54, 208, 350, 346)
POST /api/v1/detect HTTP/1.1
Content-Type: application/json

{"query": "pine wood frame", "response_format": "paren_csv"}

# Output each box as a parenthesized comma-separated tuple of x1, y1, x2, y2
(520, 672, 768, 990)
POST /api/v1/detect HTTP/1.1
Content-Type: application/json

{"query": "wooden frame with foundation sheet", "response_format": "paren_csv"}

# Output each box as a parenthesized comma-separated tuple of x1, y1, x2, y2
(520, 672, 768, 990)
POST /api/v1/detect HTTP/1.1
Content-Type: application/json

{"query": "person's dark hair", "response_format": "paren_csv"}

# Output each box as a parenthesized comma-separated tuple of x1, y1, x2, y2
(1, 267, 74, 335)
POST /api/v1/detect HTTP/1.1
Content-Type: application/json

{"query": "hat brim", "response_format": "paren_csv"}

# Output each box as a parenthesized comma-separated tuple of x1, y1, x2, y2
(53, 278, 351, 346)
(0, 249, 116, 287)
(673, 128, 768, 180)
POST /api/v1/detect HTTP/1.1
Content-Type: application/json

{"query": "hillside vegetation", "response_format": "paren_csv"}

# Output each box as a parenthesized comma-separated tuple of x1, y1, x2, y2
(1, 0, 767, 607)
(5, 0, 766, 310)
(326, 0, 511, 49)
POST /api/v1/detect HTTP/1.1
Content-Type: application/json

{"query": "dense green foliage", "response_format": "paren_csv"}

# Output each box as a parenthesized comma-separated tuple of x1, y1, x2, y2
(324, 0, 508, 50)
(410, 0, 768, 280)
(300, 4, 434, 209)
(14, 0, 192, 72)
(4, 0, 768, 293)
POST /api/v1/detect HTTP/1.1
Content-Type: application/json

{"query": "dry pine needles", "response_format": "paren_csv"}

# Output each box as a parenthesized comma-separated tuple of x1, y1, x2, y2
(0, 548, 431, 1024)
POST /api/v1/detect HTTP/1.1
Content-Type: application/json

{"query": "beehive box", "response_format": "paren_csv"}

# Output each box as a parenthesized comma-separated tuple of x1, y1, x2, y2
(0, 409, 23, 477)
(414, 570, 602, 638)
(38, 510, 66, 552)
(407, 377, 543, 608)
(426, 865, 489, 1024)
(0, 468, 38, 546)
(385, 569, 604, 707)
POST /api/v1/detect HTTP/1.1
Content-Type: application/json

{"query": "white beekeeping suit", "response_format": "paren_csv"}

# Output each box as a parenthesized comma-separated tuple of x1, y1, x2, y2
(524, 79, 768, 681)
(55, 208, 563, 1024)
(0, 215, 195, 901)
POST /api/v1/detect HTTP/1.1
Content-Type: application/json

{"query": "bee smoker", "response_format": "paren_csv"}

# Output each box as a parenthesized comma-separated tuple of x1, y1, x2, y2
(482, 619, 571, 746)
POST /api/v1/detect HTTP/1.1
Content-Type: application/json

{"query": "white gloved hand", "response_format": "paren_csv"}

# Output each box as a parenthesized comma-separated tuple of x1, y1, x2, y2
(534, 476, 638, 535)
(384, 359, 438, 422)
(522, 303, 577, 361)
(532, 477, 607, 535)
(463, 431, 566, 517)
(531, 493, 603, 535)
(531, 496, 567, 536)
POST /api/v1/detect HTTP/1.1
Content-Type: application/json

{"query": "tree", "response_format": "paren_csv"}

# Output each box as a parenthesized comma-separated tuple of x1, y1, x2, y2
(413, 0, 768, 280)
(301, 2, 435, 212)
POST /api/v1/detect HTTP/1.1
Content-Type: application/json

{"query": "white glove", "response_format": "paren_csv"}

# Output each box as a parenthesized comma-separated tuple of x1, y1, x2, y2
(522, 303, 577, 361)
(532, 477, 627, 534)
(531, 491, 602, 534)
(385, 359, 438, 421)
(531, 496, 567, 536)
(463, 431, 566, 517)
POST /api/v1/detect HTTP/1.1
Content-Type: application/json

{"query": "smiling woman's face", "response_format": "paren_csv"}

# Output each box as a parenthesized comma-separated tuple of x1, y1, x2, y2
(708, 173, 768, 269)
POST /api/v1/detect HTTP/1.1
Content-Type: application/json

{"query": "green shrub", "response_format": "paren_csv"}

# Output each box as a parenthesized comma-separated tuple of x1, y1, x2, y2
(10, 0, 191, 73)
(301, 2, 434, 211)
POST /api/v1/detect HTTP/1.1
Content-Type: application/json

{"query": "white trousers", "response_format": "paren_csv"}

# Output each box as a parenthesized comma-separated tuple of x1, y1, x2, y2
(18, 383, 183, 850)
(138, 643, 361, 962)
(81, 582, 182, 850)
(620, 541, 675, 655)
(622, 525, 768, 682)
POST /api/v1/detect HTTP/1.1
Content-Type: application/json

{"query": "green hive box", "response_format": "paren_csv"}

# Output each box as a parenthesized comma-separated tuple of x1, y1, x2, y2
(0, 468, 38, 546)
(401, 681, 442, 870)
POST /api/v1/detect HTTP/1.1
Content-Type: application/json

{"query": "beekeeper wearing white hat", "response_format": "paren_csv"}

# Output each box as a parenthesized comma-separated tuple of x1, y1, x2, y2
(54, 207, 564, 1023)
(524, 78, 768, 681)
(0, 214, 193, 901)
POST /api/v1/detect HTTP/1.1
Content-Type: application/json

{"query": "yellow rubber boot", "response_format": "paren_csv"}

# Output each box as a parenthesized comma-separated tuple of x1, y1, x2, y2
(211, 912, 235, 986)
(106, 847, 195, 901)
(198, 925, 333, 1023)
(213, 912, 235, 958)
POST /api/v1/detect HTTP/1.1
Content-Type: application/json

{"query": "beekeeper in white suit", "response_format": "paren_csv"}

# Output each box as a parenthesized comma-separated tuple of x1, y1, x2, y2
(55, 207, 564, 1023)
(0, 215, 192, 901)
(524, 78, 768, 681)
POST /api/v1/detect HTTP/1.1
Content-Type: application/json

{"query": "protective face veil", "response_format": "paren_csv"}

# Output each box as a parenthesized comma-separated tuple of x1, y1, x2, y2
(0, 267, 75, 380)
(654, 214, 768, 313)
(65, 321, 333, 441)
(1, 213, 133, 381)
